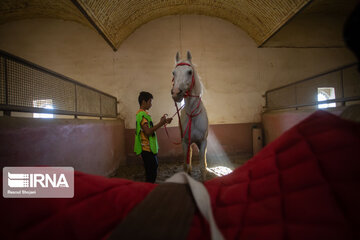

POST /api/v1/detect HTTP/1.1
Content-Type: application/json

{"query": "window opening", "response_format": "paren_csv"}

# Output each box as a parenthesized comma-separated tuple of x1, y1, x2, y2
(33, 99, 54, 118)
(317, 87, 335, 109)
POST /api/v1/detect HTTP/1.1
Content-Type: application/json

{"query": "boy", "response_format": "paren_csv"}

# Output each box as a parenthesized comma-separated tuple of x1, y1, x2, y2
(134, 91, 172, 183)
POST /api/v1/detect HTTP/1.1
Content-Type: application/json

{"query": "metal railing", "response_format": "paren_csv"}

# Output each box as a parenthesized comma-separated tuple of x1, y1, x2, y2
(264, 63, 360, 111)
(0, 50, 117, 118)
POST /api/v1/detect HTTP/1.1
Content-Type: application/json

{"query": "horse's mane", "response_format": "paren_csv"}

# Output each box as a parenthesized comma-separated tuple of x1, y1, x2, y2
(194, 70, 204, 97)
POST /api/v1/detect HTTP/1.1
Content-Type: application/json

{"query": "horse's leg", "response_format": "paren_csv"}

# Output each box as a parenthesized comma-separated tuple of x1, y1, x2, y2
(182, 142, 192, 174)
(199, 139, 208, 181)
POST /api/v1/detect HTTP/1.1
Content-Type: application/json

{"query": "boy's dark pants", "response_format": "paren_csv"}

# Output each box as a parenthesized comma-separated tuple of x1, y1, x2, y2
(141, 151, 158, 183)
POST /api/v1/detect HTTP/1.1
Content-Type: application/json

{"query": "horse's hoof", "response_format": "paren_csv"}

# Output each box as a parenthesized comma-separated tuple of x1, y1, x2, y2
(183, 164, 188, 172)
(183, 164, 192, 174)
(201, 169, 207, 181)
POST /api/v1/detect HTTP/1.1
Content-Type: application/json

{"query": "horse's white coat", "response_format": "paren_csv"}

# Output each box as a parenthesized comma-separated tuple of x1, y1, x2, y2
(171, 51, 209, 180)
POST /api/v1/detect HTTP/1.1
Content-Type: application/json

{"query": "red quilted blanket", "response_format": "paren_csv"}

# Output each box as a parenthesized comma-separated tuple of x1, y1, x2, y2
(1, 110, 359, 239)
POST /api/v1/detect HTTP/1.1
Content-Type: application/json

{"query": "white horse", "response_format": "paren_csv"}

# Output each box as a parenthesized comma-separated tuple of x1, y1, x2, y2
(171, 51, 209, 180)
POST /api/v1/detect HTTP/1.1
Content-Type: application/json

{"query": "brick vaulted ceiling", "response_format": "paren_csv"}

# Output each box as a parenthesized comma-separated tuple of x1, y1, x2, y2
(0, 0, 357, 51)
(71, 0, 312, 50)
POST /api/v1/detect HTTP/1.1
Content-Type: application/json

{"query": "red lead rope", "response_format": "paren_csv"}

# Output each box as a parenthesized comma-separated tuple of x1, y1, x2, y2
(165, 62, 202, 164)
(184, 97, 202, 164)
(164, 102, 184, 145)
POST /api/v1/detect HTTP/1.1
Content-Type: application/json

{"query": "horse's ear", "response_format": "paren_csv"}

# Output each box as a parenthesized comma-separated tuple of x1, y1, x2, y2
(187, 51, 192, 63)
(175, 52, 180, 63)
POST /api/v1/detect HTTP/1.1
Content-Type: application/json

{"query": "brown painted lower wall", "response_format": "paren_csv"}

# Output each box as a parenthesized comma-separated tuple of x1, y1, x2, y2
(125, 122, 261, 164)
(262, 108, 345, 145)
(0, 116, 126, 176)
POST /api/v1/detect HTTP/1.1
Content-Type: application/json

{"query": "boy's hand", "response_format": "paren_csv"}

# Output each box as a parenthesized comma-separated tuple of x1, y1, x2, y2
(160, 115, 167, 125)
(166, 118, 173, 124)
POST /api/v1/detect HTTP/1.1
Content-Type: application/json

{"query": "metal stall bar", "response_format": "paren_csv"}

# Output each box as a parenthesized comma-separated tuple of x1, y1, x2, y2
(0, 50, 118, 118)
(264, 63, 359, 111)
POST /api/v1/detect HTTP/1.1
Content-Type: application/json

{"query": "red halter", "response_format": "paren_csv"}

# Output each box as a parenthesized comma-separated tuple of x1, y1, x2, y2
(172, 62, 197, 98)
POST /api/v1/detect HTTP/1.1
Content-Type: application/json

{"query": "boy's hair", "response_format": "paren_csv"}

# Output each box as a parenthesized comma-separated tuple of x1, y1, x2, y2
(138, 91, 153, 106)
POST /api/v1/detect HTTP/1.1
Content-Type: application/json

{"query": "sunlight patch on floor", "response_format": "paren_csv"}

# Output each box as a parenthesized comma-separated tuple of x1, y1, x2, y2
(207, 129, 233, 168)
(207, 166, 233, 176)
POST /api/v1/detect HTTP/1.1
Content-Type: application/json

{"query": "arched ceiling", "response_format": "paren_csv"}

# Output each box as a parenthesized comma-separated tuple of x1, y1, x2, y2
(263, 0, 360, 47)
(72, 0, 311, 50)
(0, 0, 91, 28)
(1, 0, 356, 51)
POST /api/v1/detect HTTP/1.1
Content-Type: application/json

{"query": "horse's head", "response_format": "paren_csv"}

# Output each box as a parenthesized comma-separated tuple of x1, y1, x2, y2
(171, 51, 194, 102)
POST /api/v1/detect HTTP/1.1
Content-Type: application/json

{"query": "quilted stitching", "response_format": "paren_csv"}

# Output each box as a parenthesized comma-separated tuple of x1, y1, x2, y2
(197, 111, 360, 240)
(0, 172, 156, 239)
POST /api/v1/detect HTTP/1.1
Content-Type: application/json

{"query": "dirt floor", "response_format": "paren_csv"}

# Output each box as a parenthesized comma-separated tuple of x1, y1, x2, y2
(114, 154, 252, 183)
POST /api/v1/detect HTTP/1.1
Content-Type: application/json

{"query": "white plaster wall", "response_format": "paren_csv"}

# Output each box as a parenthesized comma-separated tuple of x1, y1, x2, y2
(0, 16, 356, 128)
